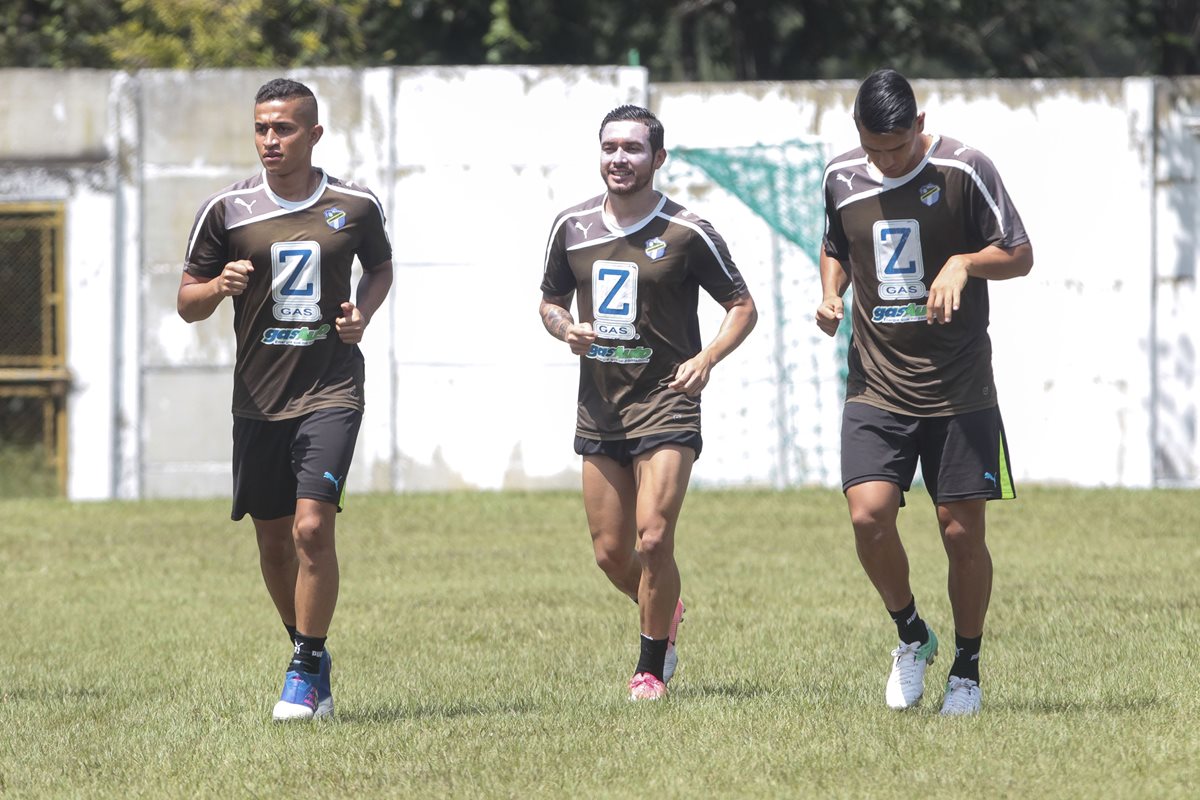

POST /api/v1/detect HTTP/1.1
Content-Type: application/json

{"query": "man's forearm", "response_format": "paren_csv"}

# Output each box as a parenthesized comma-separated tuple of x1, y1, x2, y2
(540, 298, 575, 341)
(962, 242, 1034, 281)
(819, 247, 851, 298)
(355, 266, 394, 324)
(177, 279, 224, 322)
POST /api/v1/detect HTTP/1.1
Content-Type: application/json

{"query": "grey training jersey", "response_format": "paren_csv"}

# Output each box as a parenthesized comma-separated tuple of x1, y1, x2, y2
(822, 135, 1029, 416)
(541, 193, 748, 440)
(184, 169, 392, 421)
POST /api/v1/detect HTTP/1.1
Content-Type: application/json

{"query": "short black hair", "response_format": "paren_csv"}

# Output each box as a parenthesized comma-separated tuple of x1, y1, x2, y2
(599, 105, 664, 152)
(254, 78, 319, 123)
(853, 69, 918, 134)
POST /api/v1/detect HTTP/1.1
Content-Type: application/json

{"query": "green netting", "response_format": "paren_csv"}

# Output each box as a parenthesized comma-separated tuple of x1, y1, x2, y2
(673, 140, 851, 486)
(673, 140, 827, 255)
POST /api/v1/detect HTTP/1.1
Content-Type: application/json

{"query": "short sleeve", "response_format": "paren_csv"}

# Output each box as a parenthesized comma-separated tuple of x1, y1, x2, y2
(686, 217, 747, 304)
(822, 178, 849, 261)
(965, 153, 1029, 251)
(539, 217, 576, 297)
(183, 197, 229, 278)
(358, 200, 392, 272)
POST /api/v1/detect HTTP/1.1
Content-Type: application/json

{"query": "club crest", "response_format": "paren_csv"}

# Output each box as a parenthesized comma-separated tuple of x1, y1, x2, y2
(644, 237, 667, 261)
(325, 207, 347, 230)
(919, 184, 941, 207)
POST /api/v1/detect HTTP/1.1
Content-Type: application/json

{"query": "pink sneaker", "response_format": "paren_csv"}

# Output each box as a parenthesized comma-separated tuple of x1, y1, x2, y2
(663, 600, 684, 683)
(629, 672, 668, 701)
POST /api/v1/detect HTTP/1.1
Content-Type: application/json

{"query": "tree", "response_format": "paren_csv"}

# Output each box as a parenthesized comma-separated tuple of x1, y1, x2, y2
(0, 0, 1194, 78)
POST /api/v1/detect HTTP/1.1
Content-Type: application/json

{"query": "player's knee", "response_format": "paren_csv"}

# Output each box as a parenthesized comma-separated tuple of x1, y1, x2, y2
(292, 514, 332, 556)
(940, 523, 985, 559)
(636, 522, 674, 563)
(593, 546, 631, 577)
(849, 504, 895, 537)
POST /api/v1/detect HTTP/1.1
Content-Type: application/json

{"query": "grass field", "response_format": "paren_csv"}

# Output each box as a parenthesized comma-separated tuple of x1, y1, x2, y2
(2, 488, 1197, 798)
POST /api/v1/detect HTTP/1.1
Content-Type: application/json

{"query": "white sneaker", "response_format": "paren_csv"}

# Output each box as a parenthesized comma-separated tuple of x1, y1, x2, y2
(940, 676, 982, 716)
(885, 625, 938, 710)
(663, 600, 684, 683)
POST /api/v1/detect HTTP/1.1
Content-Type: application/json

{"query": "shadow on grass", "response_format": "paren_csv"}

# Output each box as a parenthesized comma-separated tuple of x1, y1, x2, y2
(673, 678, 776, 700)
(997, 693, 1164, 714)
(336, 697, 539, 724)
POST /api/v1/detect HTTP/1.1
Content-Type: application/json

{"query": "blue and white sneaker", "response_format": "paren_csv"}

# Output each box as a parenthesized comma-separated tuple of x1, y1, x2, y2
(272, 669, 320, 722)
(315, 650, 333, 719)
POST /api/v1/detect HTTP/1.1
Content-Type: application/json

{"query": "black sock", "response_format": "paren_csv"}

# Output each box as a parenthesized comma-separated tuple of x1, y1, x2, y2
(634, 635, 669, 681)
(289, 633, 326, 675)
(950, 633, 982, 683)
(887, 596, 928, 645)
(284, 623, 298, 644)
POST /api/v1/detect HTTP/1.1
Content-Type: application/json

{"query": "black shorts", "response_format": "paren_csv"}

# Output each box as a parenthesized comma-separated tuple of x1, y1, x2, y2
(231, 406, 363, 521)
(841, 401, 1014, 505)
(574, 431, 703, 468)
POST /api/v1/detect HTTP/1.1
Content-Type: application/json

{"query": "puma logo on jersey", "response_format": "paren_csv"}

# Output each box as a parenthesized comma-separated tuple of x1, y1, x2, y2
(234, 198, 257, 212)
(836, 173, 855, 191)
(574, 220, 593, 237)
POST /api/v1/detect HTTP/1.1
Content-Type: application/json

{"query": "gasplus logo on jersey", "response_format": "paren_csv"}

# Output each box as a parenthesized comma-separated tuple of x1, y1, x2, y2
(871, 303, 928, 324)
(261, 324, 331, 345)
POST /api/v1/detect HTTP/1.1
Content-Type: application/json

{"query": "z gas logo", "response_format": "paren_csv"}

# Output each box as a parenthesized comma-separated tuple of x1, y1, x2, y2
(261, 324, 331, 345)
(273, 302, 321, 321)
(871, 303, 927, 324)
(877, 281, 927, 300)
(595, 320, 639, 340)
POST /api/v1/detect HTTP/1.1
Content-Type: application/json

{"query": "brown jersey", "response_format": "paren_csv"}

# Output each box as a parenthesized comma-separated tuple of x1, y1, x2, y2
(184, 170, 392, 421)
(822, 135, 1029, 416)
(541, 193, 748, 440)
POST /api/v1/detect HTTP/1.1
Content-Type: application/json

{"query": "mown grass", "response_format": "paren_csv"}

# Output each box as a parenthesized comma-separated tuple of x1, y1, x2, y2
(0, 445, 58, 499)
(2, 488, 1197, 798)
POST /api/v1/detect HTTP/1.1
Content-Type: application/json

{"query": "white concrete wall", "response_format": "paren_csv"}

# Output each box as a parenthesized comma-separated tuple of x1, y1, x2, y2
(1153, 79, 1200, 485)
(387, 66, 647, 492)
(0, 70, 121, 500)
(1, 69, 1196, 496)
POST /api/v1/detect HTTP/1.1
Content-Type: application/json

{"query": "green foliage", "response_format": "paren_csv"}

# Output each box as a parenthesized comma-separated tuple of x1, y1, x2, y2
(93, 0, 370, 69)
(0, 0, 118, 67)
(2, 488, 1198, 796)
(0, 0, 1194, 76)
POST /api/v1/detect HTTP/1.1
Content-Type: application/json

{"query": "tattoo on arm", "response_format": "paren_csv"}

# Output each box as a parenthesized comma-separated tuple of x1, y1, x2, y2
(540, 297, 574, 341)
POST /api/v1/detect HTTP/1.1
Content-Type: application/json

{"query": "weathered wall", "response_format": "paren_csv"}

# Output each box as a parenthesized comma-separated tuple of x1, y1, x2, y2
(1, 68, 1196, 497)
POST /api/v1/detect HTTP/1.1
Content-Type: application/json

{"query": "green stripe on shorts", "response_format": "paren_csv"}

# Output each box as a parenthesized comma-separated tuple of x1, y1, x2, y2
(998, 430, 1015, 499)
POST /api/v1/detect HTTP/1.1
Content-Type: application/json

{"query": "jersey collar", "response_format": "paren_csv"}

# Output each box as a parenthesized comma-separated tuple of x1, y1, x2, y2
(601, 192, 668, 236)
(260, 168, 329, 211)
(868, 135, 941, 189)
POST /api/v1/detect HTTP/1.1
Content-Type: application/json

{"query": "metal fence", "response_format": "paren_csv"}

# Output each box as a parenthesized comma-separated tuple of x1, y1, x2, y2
(0, 203, 67, 497)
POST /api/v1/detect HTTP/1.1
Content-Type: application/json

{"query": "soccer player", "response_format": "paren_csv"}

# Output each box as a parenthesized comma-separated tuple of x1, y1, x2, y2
(177, 78, 393, 722)
(539, 105, 757, 701)
(815, 69, 1033, 715)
